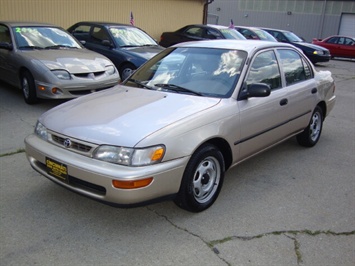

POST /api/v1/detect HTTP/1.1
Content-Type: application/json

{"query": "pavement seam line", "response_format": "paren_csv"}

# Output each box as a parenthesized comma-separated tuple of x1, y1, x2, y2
(146, 207, 231, 266)
(0, 148, 25, 157)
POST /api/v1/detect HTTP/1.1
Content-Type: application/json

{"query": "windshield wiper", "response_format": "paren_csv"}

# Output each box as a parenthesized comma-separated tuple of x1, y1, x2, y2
(45, 45, 77, 49)
(18, 45, 44, 50)
(154, 83, 203, 96)
(127, 78, 155, 90)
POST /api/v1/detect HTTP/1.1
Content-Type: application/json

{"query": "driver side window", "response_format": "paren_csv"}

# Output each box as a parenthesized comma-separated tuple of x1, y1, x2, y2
(245, 50, 281, 90)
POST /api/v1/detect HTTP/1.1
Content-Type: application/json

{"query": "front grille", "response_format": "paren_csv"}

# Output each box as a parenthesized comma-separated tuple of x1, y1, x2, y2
(73, 71, 105, 79)
(69, 86, 112, 96)
(68, 176, 106, 195)
(50, 133, 97, 156)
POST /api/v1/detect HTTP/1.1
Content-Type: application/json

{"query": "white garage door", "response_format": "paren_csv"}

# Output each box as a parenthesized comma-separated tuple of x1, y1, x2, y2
(339, 13, 355, 37)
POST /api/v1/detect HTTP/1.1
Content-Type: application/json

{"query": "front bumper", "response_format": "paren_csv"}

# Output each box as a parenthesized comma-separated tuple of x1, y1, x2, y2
(307, 53, 331, 63)
(35, 76, 120, 100)
(25, 134, 189, 206)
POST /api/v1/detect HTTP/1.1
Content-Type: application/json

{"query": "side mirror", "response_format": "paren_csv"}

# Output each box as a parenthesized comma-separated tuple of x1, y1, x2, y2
(239, 83, 271, 100)
(102, 40, 113, 47)
(0, 42, 13, 51)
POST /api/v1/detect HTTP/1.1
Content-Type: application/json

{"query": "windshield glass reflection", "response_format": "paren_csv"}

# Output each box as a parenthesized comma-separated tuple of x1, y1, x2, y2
(125, 47, 247, 98)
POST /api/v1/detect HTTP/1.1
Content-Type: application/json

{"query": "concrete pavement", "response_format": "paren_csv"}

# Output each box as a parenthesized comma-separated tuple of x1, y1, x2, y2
(1, 59, 354, 266)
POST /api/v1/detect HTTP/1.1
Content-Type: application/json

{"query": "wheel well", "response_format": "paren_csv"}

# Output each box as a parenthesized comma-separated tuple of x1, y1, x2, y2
(205, 138, 233, 170)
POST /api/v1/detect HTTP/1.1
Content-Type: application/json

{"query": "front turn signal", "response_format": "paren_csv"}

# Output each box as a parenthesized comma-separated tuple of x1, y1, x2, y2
(112, 177, 153, 189)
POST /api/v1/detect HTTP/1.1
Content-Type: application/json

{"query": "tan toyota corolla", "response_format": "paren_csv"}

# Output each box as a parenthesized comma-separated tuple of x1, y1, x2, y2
(25, 40, 336, 212)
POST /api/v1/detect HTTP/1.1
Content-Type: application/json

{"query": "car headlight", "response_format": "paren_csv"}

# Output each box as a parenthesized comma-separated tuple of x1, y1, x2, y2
(105, 65, 115, 75)
(52, 70, 71, 80)
(93, 145, 165, 166)
(34, 121, 48, 140)
(313, 50, 323, 55)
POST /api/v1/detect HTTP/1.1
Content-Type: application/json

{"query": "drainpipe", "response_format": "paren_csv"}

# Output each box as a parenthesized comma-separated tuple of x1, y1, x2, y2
(203, 0, 215, 24)
(319, 0, 327, 38)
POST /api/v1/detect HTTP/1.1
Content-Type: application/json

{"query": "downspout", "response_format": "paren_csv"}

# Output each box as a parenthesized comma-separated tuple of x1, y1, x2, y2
(318, 0, 327, 38)
(203, 0, 215, 24)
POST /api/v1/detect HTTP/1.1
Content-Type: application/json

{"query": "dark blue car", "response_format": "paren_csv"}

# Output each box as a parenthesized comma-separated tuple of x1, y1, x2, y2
(68, 22, 164, 80)
(261, 27, 331, 64)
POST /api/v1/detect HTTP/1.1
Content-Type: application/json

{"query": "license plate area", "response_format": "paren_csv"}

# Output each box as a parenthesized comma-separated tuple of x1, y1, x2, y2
(46, 157, 68, 183)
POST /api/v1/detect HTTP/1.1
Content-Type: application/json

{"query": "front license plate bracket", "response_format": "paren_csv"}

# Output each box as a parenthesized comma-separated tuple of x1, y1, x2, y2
(45, 157, 68, 183)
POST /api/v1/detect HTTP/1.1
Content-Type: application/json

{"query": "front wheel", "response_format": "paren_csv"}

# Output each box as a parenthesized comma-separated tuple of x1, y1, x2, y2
(297, 106, 323, 147)
(21, 70, 38, 104)
(174, 144, 225, 212)
(119, 63, 136, 81)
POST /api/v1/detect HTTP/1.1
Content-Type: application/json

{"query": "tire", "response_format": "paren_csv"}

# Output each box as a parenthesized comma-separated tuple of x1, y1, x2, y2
(297, 106, 323, 147)
(21, 70, 38, 104)
(174, 144, 225, 212)
(119, 64, 136, 81)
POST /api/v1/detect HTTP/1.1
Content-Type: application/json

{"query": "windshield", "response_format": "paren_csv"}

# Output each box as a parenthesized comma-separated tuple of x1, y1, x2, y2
(220, 28, 245, 40)
(254, 29, 277, 42)
(109, 27, 157, 46)
(12, 26, 82, 49)
(284, 31, 303, 42)
(124, 47, 247, 98)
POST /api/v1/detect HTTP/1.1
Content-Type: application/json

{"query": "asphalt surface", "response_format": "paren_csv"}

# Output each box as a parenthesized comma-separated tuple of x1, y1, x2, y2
(1, 59, 354, 266)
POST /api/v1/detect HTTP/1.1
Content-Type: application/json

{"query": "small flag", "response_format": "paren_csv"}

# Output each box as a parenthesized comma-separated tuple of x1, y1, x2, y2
(229, 19, 234, 29)
(130, 11, 134, 26)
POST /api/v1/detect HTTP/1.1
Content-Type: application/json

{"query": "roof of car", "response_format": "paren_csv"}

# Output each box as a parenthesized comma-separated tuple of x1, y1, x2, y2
(0, 21, 58, 27)
(181, 24, 230, 30)
(261, 27, 290, 33)
(172, 39, 293, 52)
(235, 26, 263, 30)
(71, 21, 134, 27)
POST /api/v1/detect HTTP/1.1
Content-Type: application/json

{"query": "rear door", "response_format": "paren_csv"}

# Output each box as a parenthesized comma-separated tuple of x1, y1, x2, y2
(276, 49, 317, 133)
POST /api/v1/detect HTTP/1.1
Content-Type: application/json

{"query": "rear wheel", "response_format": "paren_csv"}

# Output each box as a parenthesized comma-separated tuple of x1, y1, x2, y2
(297, 106, 323, 147)
(174, 144, 225, 212)
(21, 70, 38, 104)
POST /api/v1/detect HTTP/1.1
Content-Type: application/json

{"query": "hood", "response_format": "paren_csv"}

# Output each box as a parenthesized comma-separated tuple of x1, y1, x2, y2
(119, 45, 164, 60)
(292, 41, 329, 52)
(40, 86, 220, 147)
(22, 49, 112, 73)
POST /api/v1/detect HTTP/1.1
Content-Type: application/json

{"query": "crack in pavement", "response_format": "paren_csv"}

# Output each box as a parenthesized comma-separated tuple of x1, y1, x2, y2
(148, 207, 355, 266)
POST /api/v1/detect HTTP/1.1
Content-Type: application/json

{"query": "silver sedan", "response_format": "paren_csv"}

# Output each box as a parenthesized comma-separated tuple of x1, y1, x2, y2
(0, 21, 120, 104)
(25, 40, 336, 212)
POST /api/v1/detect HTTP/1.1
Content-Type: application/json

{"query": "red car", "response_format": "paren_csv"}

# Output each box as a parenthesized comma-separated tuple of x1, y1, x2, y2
(312, 35, 355, 59)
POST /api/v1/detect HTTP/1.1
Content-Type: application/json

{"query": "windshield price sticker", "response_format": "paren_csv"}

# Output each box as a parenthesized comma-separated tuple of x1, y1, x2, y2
(15, 27, 38, 34)
(46, 157, 68, 182)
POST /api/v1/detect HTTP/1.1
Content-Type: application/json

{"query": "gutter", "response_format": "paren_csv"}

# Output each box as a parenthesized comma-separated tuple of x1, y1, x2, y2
(203, 0, 215, 24)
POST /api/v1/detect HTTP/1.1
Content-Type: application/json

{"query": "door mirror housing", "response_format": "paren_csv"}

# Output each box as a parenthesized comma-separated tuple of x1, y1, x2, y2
(239, 83, 271, 100)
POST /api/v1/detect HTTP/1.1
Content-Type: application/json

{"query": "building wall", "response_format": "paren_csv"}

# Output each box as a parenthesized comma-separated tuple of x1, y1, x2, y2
(0, 0, 205, 40)
(208, 0, 355, 42)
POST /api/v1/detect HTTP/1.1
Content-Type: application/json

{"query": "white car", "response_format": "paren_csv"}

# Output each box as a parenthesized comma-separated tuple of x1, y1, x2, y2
(25, 40, 336, 212)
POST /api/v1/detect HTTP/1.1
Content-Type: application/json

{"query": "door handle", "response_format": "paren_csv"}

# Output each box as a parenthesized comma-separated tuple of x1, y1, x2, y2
(280, 98, 288, 106)
(311, 88, 317, 94)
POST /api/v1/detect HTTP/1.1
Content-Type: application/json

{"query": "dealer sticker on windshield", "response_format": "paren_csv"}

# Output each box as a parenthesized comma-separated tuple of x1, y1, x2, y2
(46, 157, 68, 182)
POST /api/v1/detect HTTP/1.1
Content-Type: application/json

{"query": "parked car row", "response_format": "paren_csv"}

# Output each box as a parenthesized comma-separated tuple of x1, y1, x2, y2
(0, 20, 351, 105)
(158, 24, 352, 64)
(0, 21, 164, 104)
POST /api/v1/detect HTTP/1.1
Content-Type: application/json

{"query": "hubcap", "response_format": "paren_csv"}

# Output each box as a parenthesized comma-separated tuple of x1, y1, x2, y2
(22, 77, 29, 99)
(121, 68, 133, 80)
(310, 112, 321, 141)
(192, 156, 221, 203)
